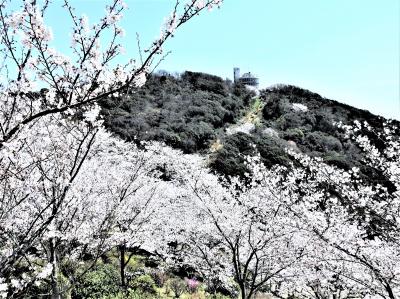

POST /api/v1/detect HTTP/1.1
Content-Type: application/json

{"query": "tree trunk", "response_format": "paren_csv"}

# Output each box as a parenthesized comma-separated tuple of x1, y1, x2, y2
(239, 282, 247, 299)
(385, 283, 395, 299)
(50, 239, 60, 299)
(119, 244, 126, 288)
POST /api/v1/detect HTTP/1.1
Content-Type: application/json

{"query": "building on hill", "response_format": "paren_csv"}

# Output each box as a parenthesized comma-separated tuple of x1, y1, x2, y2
(233, 67, 259, 87)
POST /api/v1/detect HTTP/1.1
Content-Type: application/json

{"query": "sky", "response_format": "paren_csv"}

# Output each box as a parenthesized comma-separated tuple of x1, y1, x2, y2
(12, 0, 400, 120)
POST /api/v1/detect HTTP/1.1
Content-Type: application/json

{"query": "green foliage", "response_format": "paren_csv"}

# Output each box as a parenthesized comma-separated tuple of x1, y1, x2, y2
(100, 72, 399, 180)
(242, 97, 264, 125)
(167, 277, 187, 298)
(251, 97, 263, 111)
(150, 269, 169, 288)
(130, 274, 157, 294)
(210, 132, 291, 177)
(323, 151, 352, 170)
(262, 94, 282, 119)
(206, 294, 232, 299)
(73, 263, 120, 299)
(210, 133, 256, 177)
(181, 71, 228, 96)
(100, 72, 247, 154)
(282, 128, 304, 143)
(303, 131, 343, 152)
(102, 289, 157, 299)
(257, 137, 291, 168)
(257, 84, 400, 183)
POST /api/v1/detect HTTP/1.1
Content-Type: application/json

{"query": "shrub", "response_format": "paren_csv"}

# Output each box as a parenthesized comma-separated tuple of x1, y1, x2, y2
(167, 277, 186, 298)
(314, 109, 336, 133)
(303, 131, 343, 152)
(73, 263, 120, 299)
(206, 294, 232, 299)
(129, 274, 157, 294)
(282, 128, 304, 143)
(324, 152, 352, 171)
(282, 111, 316, 130)
(209, 133, 256, 176)
(275, 115, 287, 130)
(150, 269, 168, 288)
(102, 289, 156, 299)
(262, 95, 281, 119)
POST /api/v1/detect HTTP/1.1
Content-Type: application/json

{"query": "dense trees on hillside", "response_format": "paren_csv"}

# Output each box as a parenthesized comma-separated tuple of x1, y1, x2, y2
(99, 71, 399, 181)
(258, 85, 400, 182)
(100, 72, 254, 153)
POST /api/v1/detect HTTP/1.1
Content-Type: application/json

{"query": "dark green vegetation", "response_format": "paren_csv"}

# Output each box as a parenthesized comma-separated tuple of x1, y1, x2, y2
(100, 71, 399, 180)
(100, 71, 253, 154)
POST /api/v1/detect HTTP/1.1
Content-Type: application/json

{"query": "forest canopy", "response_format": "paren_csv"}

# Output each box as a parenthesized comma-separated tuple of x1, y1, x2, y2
(100, 71, 400, 182)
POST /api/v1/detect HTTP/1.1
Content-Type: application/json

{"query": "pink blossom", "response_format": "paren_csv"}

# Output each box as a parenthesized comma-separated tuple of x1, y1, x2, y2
(195, 0, 206, 9)
(186, 278, 200, 292)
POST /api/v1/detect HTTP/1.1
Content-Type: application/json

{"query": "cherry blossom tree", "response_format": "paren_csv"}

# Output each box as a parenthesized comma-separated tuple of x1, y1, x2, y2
(0, 1, 224, 296)
(285, 120, 400, 299)
(0, 112, 101, 298)
(0, 0, 223, 148)
(156, 153, 313, 299)
(158, 120, 399, 299)
(44, 137, 185, 298)
(0, 113, 193, 298)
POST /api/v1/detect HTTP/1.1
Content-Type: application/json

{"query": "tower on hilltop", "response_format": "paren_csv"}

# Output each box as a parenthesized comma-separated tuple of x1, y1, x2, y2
(233, 67, 240, 83)
(233, 67, 259, 87)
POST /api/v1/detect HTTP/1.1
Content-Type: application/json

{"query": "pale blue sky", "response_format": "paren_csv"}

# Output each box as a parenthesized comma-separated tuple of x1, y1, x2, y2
(13, 0, 400, 119)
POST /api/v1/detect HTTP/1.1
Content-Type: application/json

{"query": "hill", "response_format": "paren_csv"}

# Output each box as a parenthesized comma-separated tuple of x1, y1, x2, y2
(99, 71, 399, 182)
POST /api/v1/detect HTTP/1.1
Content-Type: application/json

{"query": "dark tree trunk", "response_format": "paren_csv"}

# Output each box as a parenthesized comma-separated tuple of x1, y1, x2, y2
(50, 239, 60, 299)
(239, 282, 246, 299)
(385, 283, 395, 299)
(119, 244, 126, 288)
